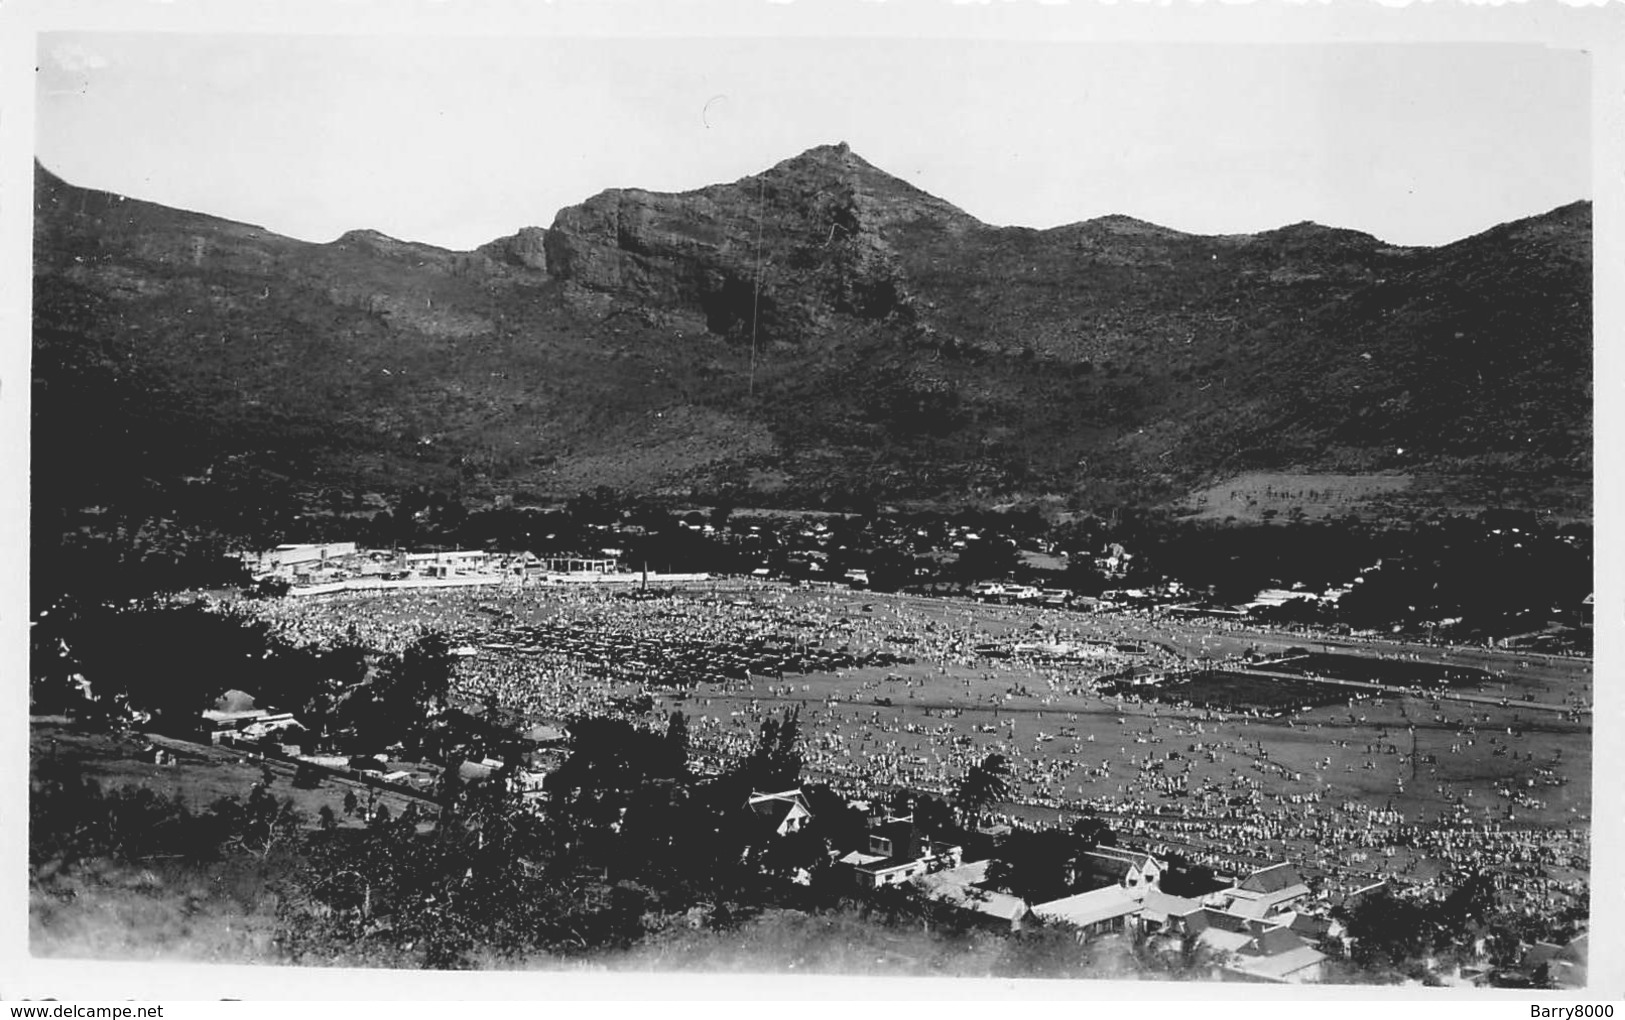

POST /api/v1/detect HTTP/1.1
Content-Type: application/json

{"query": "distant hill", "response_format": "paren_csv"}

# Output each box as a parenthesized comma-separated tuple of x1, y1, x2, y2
(32, 144, 1591, 521)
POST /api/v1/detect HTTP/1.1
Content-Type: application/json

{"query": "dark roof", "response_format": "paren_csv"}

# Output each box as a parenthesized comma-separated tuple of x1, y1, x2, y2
(1089, 845, 1154, 867)
(1240, 862, 1304, 895)
(1254, 926, 1307, 957)
(1083, 854, 1134, 879)
(750, 798, 797, 828)
(1288, 913, 1332, 939)
(870, 820, 921, 853)
(1338, 880, 1388, 911)
(1202, 908, 1250, 933)
(1081, 847, 1155, 880)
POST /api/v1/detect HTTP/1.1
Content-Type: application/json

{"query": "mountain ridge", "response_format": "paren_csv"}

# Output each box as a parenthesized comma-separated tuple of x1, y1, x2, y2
(32, 146, 1592, 522)
(40, 148, 1588, 256)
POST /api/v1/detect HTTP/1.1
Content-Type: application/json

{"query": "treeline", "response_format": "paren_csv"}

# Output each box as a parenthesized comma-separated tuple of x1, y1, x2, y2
(1329, 880, 1586, 987)
(29, 601, 466, 761)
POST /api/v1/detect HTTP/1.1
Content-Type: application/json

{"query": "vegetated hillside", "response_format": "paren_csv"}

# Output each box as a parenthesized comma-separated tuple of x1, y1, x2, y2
(33, 144, 1592, 521)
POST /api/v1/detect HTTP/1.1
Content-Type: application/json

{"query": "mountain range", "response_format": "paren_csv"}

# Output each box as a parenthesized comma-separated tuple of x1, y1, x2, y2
(32, 143, 1592, 522)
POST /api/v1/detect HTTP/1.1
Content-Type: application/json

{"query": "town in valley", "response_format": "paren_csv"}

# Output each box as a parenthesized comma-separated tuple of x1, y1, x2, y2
(28, 32, 1595, 989)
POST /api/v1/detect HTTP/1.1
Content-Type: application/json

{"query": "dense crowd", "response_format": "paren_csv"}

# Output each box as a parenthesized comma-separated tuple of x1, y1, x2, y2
(228, 580, 1591, 922)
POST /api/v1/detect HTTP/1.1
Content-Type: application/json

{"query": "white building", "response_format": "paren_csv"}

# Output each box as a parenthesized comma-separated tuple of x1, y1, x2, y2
(242, 542, 359, 580)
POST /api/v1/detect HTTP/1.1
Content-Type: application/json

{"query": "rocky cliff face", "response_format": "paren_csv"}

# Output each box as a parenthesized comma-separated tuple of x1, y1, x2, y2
(543, 143, 977, 341)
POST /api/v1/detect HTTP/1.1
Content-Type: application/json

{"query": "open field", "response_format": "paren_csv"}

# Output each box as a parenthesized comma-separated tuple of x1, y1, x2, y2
(162, 579, 1589, 916)
(30, 719, 435, 831)
(1263, 652, 1495, 689)
(1176, 471, 1592, 527)
(1177, 473, 1415, 523)
(1144, 669, 1350, 714)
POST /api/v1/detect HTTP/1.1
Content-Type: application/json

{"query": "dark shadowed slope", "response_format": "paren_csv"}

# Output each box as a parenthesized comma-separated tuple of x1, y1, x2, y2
(33, 146, 1591, 518)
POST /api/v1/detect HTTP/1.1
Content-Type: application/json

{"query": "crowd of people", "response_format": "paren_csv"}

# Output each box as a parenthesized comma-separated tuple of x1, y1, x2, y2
(227, 579, 1591, 923)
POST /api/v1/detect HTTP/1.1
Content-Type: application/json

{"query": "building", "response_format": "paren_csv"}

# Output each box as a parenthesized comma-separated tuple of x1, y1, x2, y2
(748, 789, 815, 837)
(197, 689, 302, 745)
(1079, 846, 1165, 892)
(242, 542, 360, 581)
(1208, 862, 1313, 919)
(403, 549, 494, 577)
(1137, 887, 1207, 935)
(1032, 884, 1146, 937)
(1186, 905, 1328, 984)
(839, 820, 963, 889)
(1247, 587, 1316, 612)
(1220, 930, 1328, 984)
(911, 859, 1031, 932)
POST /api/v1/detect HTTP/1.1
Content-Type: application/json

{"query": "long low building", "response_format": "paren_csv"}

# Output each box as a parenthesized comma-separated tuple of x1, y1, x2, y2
(242, 542, 359, 579)
(911, 859, 1031, 931)
(1032, 884, 1145, 936)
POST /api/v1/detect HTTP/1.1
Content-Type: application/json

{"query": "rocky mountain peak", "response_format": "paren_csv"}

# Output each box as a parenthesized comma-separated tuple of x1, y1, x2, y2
(541, 144, 965, 340)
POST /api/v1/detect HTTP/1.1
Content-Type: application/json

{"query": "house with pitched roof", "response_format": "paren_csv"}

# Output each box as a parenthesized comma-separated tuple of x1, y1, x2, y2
(1032, 884, 1145, 937)
(1221, 927, 1328, 984)
(1184, 905, 1327, 983)
(747, 789, 814, 836)
(1137, 887, 1206, 935)
(1079, 845, 1165, 893)
(1208, 861, 1312, 919)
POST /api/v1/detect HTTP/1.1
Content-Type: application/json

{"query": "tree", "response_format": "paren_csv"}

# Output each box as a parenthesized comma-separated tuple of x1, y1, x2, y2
(66, 603, 283, 727)
(740, 709, 804, 791)
(955, 753, 1012, 829)
(344, 631, 455, 753)
(1437, 871, 1498, 941)
(954, 537, 1019, 584)
(984, 827, 1084, 904)
(1069, 814, 1115, 850)
(1339, 886, 1436, 970)
(802, 784, 869, 853)
(664, 710, 690, 778)
(911, 793, 963, 841)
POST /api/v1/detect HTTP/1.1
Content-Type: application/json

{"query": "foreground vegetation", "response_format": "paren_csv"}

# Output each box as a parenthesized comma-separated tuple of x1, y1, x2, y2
(30, 676, 1583, 984)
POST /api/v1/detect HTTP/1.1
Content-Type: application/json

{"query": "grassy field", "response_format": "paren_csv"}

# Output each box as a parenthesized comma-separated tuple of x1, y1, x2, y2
(30, 720, 436, 831)
(1267, 652, 1495, 689)
(1177, 472, 1415, 523)
(254, 581, 1589, 841)
(1177, 471, 1593, 526)
(1151, 670, 1350, 713)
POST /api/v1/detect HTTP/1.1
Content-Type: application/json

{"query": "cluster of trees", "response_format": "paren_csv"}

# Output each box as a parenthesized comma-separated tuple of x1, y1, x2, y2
(30, 600, 458, 760)
(1330, 878, 1585, 986)
(277, 707, 853, 967)
(35, 635, 1557, 982)
(30, 759, 306, 872)
(977, 816, 1122, 904)
(278, 702, 1203, 969)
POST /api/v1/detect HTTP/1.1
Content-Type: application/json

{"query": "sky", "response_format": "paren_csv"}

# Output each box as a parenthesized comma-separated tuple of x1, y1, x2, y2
(34, 32, 1593, 252)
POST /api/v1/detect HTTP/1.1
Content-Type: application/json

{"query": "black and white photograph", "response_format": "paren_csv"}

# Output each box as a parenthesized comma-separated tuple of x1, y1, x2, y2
(10, 0, 1617, 1002)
